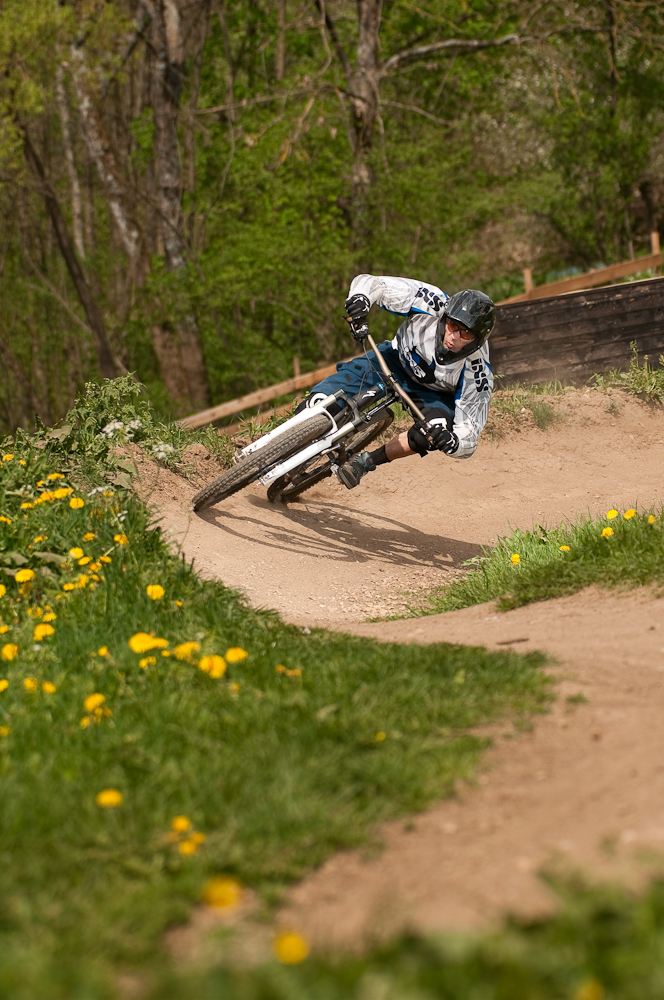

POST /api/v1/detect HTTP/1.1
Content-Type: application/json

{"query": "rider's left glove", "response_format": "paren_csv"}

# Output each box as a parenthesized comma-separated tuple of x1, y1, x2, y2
(345, 293, 371, 341)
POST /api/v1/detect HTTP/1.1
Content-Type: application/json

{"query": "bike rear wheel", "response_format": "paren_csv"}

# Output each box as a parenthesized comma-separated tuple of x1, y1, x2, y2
(267, 410, 394, 503)
(192, 412, 332, 511)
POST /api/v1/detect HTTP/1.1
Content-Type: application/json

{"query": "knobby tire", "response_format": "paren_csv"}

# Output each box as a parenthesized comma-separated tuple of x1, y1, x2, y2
(192, 413, 332, 511)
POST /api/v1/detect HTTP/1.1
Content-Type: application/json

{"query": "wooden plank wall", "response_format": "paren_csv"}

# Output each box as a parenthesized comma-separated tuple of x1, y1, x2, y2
(490, 276, 664, 385)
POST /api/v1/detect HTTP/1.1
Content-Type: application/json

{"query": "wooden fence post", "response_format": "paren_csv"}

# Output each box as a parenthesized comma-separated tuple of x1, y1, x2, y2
(293, 356, 301, 378)
(523, 268, 533, 294)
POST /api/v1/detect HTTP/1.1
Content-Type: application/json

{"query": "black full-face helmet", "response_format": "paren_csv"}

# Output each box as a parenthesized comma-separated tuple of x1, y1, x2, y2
(434, 289, 496, 364)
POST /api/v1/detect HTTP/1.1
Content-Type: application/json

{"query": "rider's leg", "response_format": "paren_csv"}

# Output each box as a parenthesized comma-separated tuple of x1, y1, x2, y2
(295, 342, 397, 416)
(337, 401, 456, 489)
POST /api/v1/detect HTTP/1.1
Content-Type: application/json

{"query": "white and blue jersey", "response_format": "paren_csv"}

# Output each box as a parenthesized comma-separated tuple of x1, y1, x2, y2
(347, 274, 493, 459)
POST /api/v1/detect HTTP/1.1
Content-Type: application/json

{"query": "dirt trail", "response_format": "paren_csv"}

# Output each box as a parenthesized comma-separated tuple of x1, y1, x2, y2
(135, 388, 664, 945)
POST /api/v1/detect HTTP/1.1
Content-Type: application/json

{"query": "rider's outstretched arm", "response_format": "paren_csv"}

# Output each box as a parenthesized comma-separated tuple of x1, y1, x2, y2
(347, 274, 446, 318)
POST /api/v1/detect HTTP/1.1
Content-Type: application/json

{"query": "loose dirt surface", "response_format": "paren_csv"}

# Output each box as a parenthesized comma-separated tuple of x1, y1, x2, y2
(134, 388, 664, 950)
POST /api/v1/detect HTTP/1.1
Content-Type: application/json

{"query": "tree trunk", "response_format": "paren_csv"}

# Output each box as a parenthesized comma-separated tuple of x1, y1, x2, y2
(70, 46, 142, 267)
(152, 0, 185, 270)
(55, 64, 85, 259)
(22, 129, 117, 379)
(348, 0, 382, 151)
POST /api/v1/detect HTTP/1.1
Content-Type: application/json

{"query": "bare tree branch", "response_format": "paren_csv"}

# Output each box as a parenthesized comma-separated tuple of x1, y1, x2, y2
(381, 33, 522, 76)
(314, 0, 351, 78)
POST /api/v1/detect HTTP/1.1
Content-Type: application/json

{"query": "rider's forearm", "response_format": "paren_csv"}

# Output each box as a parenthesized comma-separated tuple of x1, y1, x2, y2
(385, 432, 415, 461)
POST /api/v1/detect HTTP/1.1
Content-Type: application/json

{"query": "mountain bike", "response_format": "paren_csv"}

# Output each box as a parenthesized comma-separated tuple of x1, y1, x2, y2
(191, 333, 427, 510)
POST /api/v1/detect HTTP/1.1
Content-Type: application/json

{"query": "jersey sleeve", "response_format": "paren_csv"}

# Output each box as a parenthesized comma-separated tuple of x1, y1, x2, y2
(450, 346, 493, 459)
(349, 274, 447, 317)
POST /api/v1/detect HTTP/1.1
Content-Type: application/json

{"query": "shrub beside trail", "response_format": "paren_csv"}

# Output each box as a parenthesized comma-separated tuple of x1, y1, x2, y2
(0, 379, 550, 995)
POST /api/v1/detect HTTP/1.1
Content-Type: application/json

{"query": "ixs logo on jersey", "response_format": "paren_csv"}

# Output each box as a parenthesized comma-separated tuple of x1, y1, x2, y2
(414, 286, 445, 313)
(469, 357, 489, 392)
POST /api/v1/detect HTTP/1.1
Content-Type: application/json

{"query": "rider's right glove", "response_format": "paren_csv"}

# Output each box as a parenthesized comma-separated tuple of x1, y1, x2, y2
(345, 293, 371, 341)
(407, 420, 459, 456)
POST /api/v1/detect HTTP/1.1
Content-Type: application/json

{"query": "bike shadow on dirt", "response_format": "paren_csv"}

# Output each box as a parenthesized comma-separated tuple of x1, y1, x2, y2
(196, 493, 485, 569)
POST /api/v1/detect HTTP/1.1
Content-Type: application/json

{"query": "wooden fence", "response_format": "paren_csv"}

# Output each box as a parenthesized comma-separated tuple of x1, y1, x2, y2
(181, 235, 663, 429)
(490, 275, 664, 386)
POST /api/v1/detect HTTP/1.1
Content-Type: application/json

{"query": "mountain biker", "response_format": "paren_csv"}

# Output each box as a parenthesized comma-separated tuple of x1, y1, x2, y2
(300, 274, 496, 489)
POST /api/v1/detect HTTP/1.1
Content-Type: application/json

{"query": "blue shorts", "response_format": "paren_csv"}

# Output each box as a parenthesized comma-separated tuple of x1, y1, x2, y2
(308, 341, 456, 427)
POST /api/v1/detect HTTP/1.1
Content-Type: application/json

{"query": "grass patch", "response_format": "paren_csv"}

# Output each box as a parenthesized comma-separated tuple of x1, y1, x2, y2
(419, 506, 664, 615)
(591, 343, 664, 405)
(0, 379, 551, 995)
(149, 876, 664, 999)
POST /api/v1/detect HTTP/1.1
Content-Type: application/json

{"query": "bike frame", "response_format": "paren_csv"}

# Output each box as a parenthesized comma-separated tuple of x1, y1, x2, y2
(235, 332, 424, 488)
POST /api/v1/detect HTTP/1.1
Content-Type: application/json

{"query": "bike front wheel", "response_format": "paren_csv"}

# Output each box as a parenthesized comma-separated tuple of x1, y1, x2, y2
(192, 412, 332, 511)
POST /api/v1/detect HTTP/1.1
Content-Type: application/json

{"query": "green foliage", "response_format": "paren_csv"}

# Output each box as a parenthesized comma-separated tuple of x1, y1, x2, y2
(591, 344, 664, 405)
(420, 506, 664, 615)
(149, 877, 664, 1000)
(0, 380, 550, 991)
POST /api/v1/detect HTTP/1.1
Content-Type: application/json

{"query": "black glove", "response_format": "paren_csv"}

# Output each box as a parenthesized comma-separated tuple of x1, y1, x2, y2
(345, 293, 371, 341)
(407, 420, 459, 457)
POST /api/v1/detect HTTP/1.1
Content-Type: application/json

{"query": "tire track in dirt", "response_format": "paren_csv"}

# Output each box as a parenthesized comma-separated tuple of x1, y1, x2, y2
(136, 388, 664, 947)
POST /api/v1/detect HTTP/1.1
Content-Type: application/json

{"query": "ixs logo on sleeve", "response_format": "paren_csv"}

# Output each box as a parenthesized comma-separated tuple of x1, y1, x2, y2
(469, 357, 489, 392)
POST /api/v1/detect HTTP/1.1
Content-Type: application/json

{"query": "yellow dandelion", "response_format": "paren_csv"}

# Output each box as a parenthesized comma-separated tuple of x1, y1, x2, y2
(103, 490, 114, 497)
(80, 716, 91, 728)
(606, 509, 618, 520)
(191, 832, 206, 845)
(20, 503, 34, 510)
(114, 534, 128, 546)
(32, 536, 45, 542)
(560, 545, 571, 551)
(0, 626, 7, 635)
(15, 569, 35, 583)
(1, 644, 18, 661)
(95, 789, 123, 808)
(175, 600, 183, 607)
(161, 650, 171, 657)
(275, 664, 287, 674)
(98, 647, 109, 658)
(146, 585, 165, 600)
(139, 656, 156, 668)
(623, 509, 636, 520)
(228, 682, 240, 695)
(225, 647, 248, 663)
(76, 575, 89, 589)
(42, 613, 56, 622)
(648, 515, 656, 524)
(198, 655, 226, 678)
(273, 931, 310, 965)
(375, 731, 386, 742)
(100, 556, 112, 564)
(42, 681, 56, 693)
(0, 585, 5, 598)
(83, 532, 95, 541)
(84, 693, 105, 713)
(52, 488, 73, 499)
(574, 979, 605, 1000)
(178, 839, 198, 856)
(47, 472, 64, 480)
(2, 454, 13, 461)
(0, 726, 10, 736)
(0, 517, 11, 525)
(23, 677, 37, 693)
(19, 460, 25, 466)
(78, 556, 91, 566)
(89, 562, 102, 572)
(511, 553, 520, 565)
(36, 480, 44, 487)
(33, 623, 54, 641)
(62, 583, 75, 592)
(174, 641, 200, 661)
(69, 498, 85, 509)
(0, 679, 8, 692)
(171, 815, 192, 833)
(601, 527, 614, 538)
(128, 633, 169, 654)
(202, 877, 243, 910)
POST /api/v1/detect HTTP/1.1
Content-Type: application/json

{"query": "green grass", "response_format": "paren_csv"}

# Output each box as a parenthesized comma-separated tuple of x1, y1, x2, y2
(0, 380, 551, 996)
(418, 506, 664, 615)
(591, 343, 664, 405)
(150, 876, 664, 1000)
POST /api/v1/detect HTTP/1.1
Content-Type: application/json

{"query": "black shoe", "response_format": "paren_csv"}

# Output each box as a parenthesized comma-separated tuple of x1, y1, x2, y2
(336, 451, 376, 489)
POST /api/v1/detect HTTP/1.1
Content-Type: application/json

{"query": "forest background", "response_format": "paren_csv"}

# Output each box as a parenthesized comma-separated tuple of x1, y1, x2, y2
(0, 0, 663, 431)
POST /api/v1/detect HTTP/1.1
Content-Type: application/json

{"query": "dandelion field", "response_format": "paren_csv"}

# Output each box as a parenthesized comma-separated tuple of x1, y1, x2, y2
(419, 507, 664, 616)
(0, 382, 552, 997)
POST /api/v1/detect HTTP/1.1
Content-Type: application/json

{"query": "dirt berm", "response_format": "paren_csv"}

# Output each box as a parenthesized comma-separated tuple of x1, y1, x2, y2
(136, 388, 664, 949)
